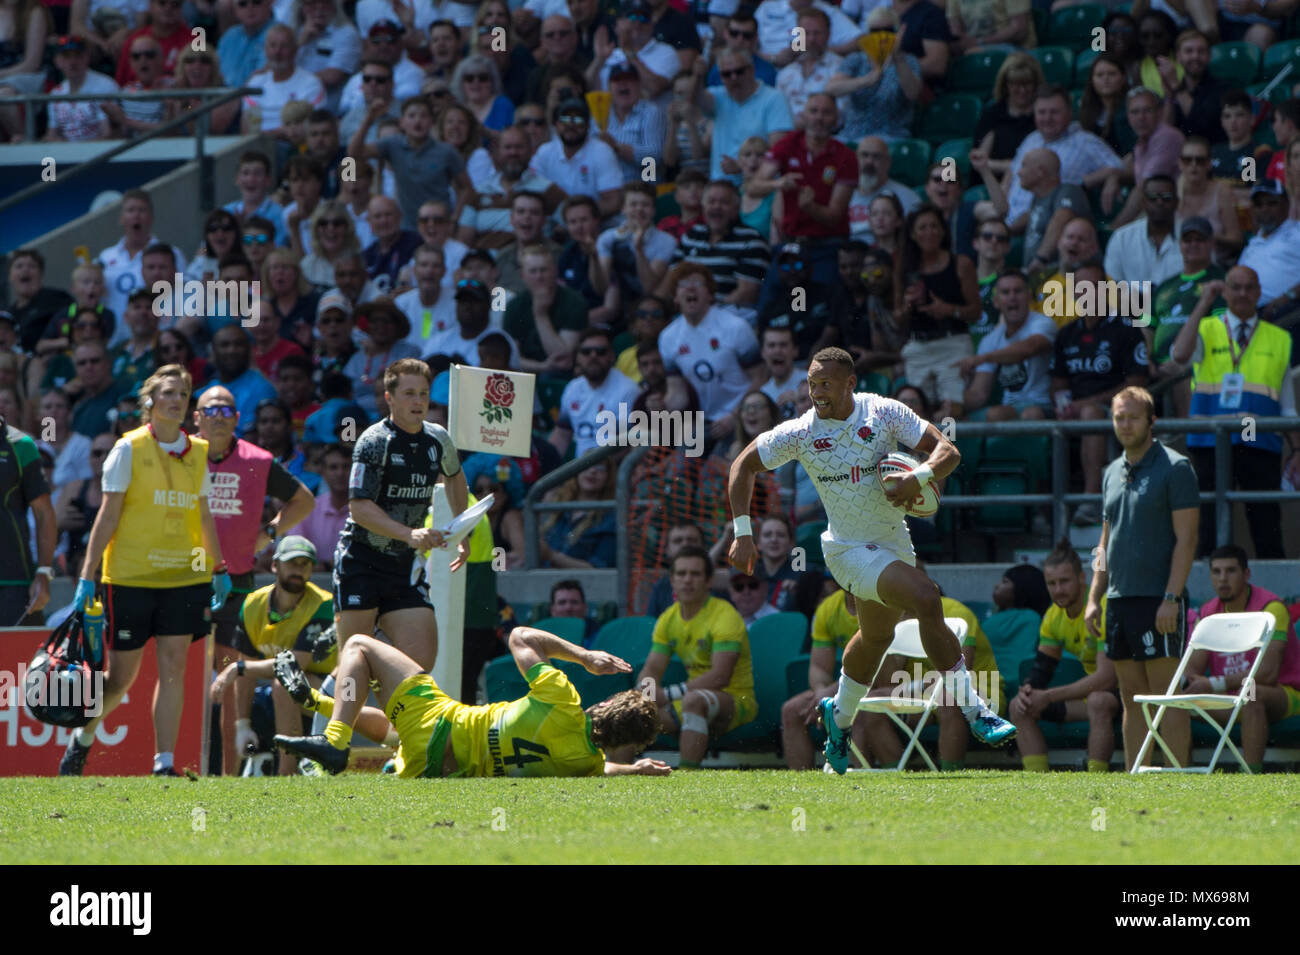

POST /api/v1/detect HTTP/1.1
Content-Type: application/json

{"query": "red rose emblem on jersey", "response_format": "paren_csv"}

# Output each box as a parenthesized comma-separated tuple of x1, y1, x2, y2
(679, 344, 690, 355)
(481, 373, 515, 423)
(710, 338, 719, 350)
(858, 426, 873, 440)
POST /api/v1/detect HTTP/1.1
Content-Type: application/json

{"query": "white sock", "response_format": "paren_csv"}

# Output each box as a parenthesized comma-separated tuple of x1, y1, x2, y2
(75, 729, 95, 747)
(942, 659, 986, 719)
(153, 752, 174, 772)
(832, 672, 871, 729)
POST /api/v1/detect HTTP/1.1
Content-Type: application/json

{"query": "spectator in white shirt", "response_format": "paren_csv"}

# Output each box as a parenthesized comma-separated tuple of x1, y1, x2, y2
(394, 244, 456, 352)
(530, 97, 624, 218)
(1103, 174, 1182, 287)
(757, 325, 807, 416)
(775, 7, 842, 126)
(550, 328, 641, 457)
(96, 189, 188, 323)
(1004, 86, 1125, 223)
(661, 262, 766, 437)
(1238, 178, 1300, 308)
(959, 270, 1057, 420)
(597, 183, 677, 311)
(587, 0, 680, 102)
(847, 135, 920, 241)
(243, 26, 327, 137)
(294, 0, 362, 112)
(45, 35, 122, 142)
(756, 0, 862, 66)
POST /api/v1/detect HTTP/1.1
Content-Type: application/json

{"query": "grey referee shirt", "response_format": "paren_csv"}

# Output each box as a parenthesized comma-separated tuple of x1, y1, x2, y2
(1101, 439, 1200, 599)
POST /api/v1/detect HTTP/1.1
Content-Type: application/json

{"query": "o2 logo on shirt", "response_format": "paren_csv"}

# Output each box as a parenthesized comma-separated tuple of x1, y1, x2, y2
(692, 360, 716, 382)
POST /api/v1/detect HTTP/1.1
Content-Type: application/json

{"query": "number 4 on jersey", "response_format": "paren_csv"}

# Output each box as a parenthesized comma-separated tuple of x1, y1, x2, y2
(504, 737, 549, 770)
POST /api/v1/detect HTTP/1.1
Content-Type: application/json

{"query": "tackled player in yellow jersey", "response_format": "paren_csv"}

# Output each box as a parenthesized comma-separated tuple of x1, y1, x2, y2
(273, 625, 672, 778)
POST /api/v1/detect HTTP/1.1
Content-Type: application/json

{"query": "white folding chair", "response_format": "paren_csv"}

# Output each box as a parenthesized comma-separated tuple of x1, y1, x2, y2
(847, 616, 969, 773)
(1130, 611, 1275, 775)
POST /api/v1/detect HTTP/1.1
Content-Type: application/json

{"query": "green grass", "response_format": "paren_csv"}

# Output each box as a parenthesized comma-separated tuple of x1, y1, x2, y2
(3, 772, 1298, 864)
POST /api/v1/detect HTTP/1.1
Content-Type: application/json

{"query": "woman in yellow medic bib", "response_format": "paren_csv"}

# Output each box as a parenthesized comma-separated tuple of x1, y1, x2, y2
(57, 364, 230, 777)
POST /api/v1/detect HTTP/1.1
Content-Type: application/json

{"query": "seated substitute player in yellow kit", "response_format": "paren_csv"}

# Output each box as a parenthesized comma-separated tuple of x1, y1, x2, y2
(273, 625, 672, 777)
(636, 546, 757, 769)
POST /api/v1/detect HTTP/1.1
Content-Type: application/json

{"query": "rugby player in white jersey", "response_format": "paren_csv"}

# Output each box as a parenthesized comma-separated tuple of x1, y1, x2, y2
(728, 347, 1016, 773)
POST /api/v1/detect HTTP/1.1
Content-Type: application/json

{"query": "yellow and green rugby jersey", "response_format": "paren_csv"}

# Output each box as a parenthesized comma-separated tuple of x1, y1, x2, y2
(650, 596, 755, 700)
(811, 589, 857, 651)
(1039, 597, 1107, 675)
(451, 663, 605, 778)
(912, 598, 1004, 712)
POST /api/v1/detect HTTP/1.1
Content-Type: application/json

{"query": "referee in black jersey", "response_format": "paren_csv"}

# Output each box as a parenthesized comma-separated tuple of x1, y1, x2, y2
(334, 358, 468, 669)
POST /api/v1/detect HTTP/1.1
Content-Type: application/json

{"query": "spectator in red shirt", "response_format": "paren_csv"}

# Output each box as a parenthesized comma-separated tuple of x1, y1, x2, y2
(115, 0, 190, 86)
(750, 92, 857, 302)
(249, 304, 306, 381)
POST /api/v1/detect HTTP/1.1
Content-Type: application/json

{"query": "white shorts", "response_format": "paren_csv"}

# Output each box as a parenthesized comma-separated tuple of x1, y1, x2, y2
(822, 537, 915, 606)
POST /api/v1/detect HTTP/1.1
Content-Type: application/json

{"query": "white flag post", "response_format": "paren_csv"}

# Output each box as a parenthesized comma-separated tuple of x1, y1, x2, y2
(425, 482, 465, 698)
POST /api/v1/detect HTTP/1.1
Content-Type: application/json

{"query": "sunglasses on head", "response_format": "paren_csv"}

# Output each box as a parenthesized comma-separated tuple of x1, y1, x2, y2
(200, 405, 237, 418)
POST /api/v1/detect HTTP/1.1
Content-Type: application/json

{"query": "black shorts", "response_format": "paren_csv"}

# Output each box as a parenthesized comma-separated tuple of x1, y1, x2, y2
(333, 552, 430, 618)
(1105, 595, 1186, 662)
(210, 572, 256, 650)
(104, 581, 212, 652)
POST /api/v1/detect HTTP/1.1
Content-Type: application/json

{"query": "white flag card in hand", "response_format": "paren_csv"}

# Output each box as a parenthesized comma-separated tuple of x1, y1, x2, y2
(413, 493, 495, 585)
(449, 364, 535, 456)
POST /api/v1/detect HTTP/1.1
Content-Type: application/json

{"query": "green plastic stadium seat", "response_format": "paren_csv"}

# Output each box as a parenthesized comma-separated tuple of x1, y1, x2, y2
(954, 434, 984, 481)
(535, 375, 568, 426)
(857, 371, 892, 395)
(592, 616, 655, 663)
(1074, 47, 1100, 86)
(971, 469, 1029, 534)
(984, 433, 1048, 486)
(950, 50, 1008, 93)
(888, 138, 932, 186)
(716, 612, 809, 747)
(1031, 46, 1075, 87)
(1031, 7, 1047, 46)
(963, 600, 994, 622)
(917, 93, 983, 145)
(654, 189, 680, 222)
(795, 520, 827, 566)
(1006, 234, 1025, 269)
(1047, 3, 1105, 44)
(1209, 42, 1261, 87)
(485, 655, 530, 702)
(529, 616, 588, 645)
(1248, 80, 1294, 106)
(786, 655, 812, 698)
(982, 607, 1043, 691)
(1263, 38, 1300, 81)
(933, 137, 973, 183)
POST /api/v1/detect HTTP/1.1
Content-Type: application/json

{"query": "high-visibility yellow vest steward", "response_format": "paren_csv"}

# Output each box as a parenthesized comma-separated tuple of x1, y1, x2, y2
(1188, 315, 1291, 455)
(239, 581, 336, 674)
(103, 425, 212, 587)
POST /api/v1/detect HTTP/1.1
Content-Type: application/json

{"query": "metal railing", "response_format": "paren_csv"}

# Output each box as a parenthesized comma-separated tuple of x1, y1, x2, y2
(937, 416, 1300, 546)
(0, 86, 257, 215)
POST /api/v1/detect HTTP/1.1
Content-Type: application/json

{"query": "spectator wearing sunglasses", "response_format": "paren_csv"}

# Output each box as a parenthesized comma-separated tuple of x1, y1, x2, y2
(728, 570, 778, 628)
(218, 0, 276, 88)
(705, 12, 777, 87)
(119, 34, 170, 135)
(42, 306, 111, 394)
(45, 35, 123, 143)
(187, 210, 242, 283)
(339, 58, 399, 145)
(240, 216, 277, 275)
(1103, 173, 1183, 287)
(67, 341, 132, 438)
(115, 0, 189, 86)
(550, 328, 639, 458)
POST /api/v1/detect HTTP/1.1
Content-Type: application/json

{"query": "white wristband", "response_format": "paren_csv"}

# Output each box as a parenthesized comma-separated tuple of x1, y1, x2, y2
(911, 463, 935, 488)
(733, 515, 752, 537)
(1209, 675, 1227, 693)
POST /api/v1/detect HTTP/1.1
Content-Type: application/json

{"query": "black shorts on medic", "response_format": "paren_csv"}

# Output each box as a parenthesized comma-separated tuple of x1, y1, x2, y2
(104, 581, 212, 652)
(210, 571, 256, 650)
(1105, 595, 1185, 661)
(333, 550, 430, 618)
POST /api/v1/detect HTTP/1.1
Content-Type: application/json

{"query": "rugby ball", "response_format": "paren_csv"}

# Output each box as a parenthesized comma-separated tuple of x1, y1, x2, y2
(877, 451, 941, 517)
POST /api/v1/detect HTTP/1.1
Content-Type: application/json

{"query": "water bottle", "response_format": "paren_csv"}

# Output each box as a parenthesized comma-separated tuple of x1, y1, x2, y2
(83, 597, 105, 668)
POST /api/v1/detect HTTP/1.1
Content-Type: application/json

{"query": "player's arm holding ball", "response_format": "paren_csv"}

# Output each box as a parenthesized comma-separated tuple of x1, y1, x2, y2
(880, 421, 960, 509)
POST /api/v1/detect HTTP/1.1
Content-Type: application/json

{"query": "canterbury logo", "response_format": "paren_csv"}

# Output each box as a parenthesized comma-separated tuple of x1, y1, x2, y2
(813, 438, 833, 450)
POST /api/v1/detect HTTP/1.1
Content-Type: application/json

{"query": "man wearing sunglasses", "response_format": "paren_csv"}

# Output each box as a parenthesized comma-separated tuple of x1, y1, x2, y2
(550, 327, 639, 457)
(700, 48, 793, 184)
(337, 20, 425, 115)
(1103, 173, 1183, 287)
(116, 35, 169, 136)
(115, 0, 188, 86)
(704, 12, 777, 86)
(588, 0, 679, 102)
(218, 0, 276, 88)
(195, 386, 316, 773)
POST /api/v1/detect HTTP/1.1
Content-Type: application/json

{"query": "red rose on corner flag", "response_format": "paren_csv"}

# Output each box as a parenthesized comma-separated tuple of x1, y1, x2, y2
(482, 373, 515, 422)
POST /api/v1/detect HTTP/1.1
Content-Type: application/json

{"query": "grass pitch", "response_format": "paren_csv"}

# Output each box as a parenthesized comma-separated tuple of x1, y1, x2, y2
(3, 771, 1297, 865)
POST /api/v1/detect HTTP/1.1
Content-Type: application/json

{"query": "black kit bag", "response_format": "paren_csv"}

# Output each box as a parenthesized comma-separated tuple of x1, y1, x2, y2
(24, 612, 102, 728)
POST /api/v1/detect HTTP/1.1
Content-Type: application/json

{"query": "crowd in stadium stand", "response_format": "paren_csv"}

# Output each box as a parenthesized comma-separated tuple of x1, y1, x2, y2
(6, 0, 1300, 773)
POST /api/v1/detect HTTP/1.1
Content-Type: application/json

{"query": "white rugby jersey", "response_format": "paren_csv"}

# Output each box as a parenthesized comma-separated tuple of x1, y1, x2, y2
(756, 392, 926, 549)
